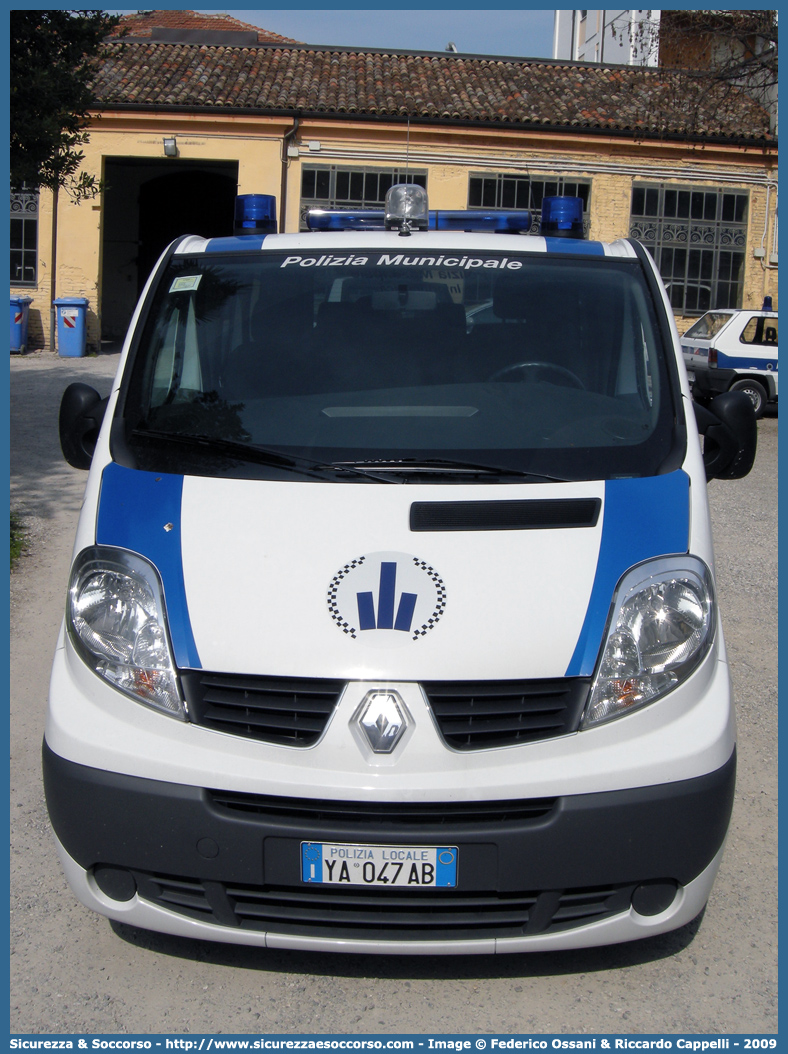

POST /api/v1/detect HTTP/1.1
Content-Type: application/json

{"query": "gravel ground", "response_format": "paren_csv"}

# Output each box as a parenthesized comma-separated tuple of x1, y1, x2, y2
(10, 349, 777, 1036)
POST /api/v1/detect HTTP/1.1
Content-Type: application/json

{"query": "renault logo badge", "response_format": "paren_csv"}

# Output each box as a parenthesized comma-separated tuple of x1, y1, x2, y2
(355, 690, 409, 754)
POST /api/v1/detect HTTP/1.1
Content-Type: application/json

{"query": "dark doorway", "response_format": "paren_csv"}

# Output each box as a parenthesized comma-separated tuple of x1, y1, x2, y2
(137, 169, 237, 293)
(101, 159, 238, 340)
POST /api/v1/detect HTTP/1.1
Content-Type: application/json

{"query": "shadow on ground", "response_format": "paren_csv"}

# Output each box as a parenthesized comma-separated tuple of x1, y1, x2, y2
(10, 350, 121, 523)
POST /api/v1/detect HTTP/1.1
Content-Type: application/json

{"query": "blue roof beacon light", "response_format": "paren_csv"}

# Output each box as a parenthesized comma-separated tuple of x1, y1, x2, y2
(762, 295, 773, 311)
(540, 196, 585, 239)
(234, 194, 277, 235)
(384, 184, 429, 234)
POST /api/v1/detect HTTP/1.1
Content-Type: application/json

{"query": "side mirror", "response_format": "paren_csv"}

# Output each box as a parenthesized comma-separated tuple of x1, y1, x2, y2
(59, 383, 108, 469)
(693, 390, 757, 481)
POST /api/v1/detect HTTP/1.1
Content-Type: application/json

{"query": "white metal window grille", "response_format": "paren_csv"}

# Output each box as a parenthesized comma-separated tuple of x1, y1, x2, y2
(11, 186, 39, 286)
(629, 184, 749, 314)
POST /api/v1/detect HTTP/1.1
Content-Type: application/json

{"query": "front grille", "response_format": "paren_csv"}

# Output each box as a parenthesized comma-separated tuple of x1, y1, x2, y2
(181, 672, 345, 746)
(206, 791, 558, 826)
(422, 679, 591, 750)
(180, 672, 590, 751)
(131, 870, 636, 941)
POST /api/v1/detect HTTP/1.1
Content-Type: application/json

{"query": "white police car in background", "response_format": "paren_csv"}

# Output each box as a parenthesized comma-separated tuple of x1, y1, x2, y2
(47, 185, 757, 955)
(682, 300, 778, 419)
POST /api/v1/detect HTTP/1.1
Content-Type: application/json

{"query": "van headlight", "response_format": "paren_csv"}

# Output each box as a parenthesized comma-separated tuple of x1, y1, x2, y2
(582, 556, 715, 729)
(67, 546, 185, 718)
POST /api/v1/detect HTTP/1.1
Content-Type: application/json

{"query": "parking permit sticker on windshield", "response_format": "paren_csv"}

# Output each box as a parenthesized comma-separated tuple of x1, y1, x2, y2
(169, 275, 203, 293)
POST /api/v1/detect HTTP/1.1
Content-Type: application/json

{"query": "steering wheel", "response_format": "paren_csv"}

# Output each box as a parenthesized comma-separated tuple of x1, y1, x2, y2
(489, 361, 585, 388)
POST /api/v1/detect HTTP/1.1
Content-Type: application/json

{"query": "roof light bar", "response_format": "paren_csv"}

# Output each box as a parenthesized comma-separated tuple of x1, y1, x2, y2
(305, 184, 592, 236)
(306, 208, 533, 233)
(306, 209, 386, 231)
(429, 210, 532, 233)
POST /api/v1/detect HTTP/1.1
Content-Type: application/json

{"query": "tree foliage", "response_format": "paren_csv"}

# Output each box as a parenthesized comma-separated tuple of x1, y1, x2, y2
(658, 10, 777, 85)
(619, 11, 771, 91)
(611, 8, 775, 135)
(10, 10, 119, 197)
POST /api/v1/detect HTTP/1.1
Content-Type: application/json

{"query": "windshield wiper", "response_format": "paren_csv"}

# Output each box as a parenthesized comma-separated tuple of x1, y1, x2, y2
(131, 432, 567, 483)
(130, 429, 399, 483)
(331, 457, 572, 483)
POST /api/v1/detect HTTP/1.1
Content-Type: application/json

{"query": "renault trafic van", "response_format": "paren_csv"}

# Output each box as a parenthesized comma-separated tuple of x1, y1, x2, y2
(45, 187, 756, 954)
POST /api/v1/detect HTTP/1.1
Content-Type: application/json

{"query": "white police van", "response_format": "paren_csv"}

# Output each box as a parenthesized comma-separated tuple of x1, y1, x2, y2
(47, 186, 757, 955)
(681, 302, 778, 419)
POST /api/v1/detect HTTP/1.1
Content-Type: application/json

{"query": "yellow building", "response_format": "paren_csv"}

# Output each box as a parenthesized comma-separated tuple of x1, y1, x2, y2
(11, 10, 777, 351)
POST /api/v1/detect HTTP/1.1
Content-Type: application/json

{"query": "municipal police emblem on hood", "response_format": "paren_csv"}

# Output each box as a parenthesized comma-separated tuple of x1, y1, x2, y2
(328, 552, 446, 645)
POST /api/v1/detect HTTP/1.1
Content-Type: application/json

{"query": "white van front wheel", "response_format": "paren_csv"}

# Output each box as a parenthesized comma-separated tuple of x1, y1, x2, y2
(730, 378, 768, 419)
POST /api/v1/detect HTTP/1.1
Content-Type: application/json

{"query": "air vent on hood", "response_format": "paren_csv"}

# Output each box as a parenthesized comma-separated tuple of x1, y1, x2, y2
(410, 498, 601, 532)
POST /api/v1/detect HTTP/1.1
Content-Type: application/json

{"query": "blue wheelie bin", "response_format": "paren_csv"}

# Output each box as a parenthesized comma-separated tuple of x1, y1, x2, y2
(54, 297, 89, 357)
(11, 295, 33, 353)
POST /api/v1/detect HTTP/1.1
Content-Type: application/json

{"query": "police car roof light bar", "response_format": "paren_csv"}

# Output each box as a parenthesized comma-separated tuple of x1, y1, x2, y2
(305, 209, 534, 233)
(429, 210, 532, 233)
(306, 209, 386, 231)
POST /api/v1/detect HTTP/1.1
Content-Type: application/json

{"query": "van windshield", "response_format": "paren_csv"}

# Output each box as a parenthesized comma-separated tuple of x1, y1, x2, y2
(118, 249, 680, 482)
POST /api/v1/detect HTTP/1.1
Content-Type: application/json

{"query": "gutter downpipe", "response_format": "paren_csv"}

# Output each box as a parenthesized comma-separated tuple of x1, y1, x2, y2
(599, 10, 605, 64)
(49, 184, 59, 353)
(280, 116, 299, 233)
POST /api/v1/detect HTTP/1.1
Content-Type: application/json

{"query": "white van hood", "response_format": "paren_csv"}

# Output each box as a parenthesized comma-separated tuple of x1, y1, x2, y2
(95, 465, 692, 683)
(178, 478, 603, 681)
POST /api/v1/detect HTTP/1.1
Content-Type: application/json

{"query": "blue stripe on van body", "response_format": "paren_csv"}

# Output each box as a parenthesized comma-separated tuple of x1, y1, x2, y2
(543, 238, 605, 255)
(201, 235, 268, 253)
(565, 471, 690, 678)
(716, 351, 777, 372)
(96, 463, 201, 669)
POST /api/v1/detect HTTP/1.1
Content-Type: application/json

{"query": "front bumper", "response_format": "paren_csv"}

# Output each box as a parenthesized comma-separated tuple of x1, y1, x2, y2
(43, 739, 735, 953)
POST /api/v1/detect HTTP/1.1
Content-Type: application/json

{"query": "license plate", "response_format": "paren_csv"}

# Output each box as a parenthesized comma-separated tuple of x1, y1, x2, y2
(301, 842, 458, 887)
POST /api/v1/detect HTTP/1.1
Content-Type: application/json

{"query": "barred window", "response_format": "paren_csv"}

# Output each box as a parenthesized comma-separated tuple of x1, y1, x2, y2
(630, 184, 748, 314)
(11, 186, 39, 286)
(468, 174, 591, 234)
(300, 166, 427, 228)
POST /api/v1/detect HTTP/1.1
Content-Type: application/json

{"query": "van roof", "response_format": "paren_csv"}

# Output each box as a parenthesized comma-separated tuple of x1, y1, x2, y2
(175, 231, 638, 259)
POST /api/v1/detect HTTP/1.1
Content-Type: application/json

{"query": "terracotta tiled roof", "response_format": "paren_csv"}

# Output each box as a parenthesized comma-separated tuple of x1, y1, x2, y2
(110, 10, 298, 45)
(92, 38, 773, 143)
